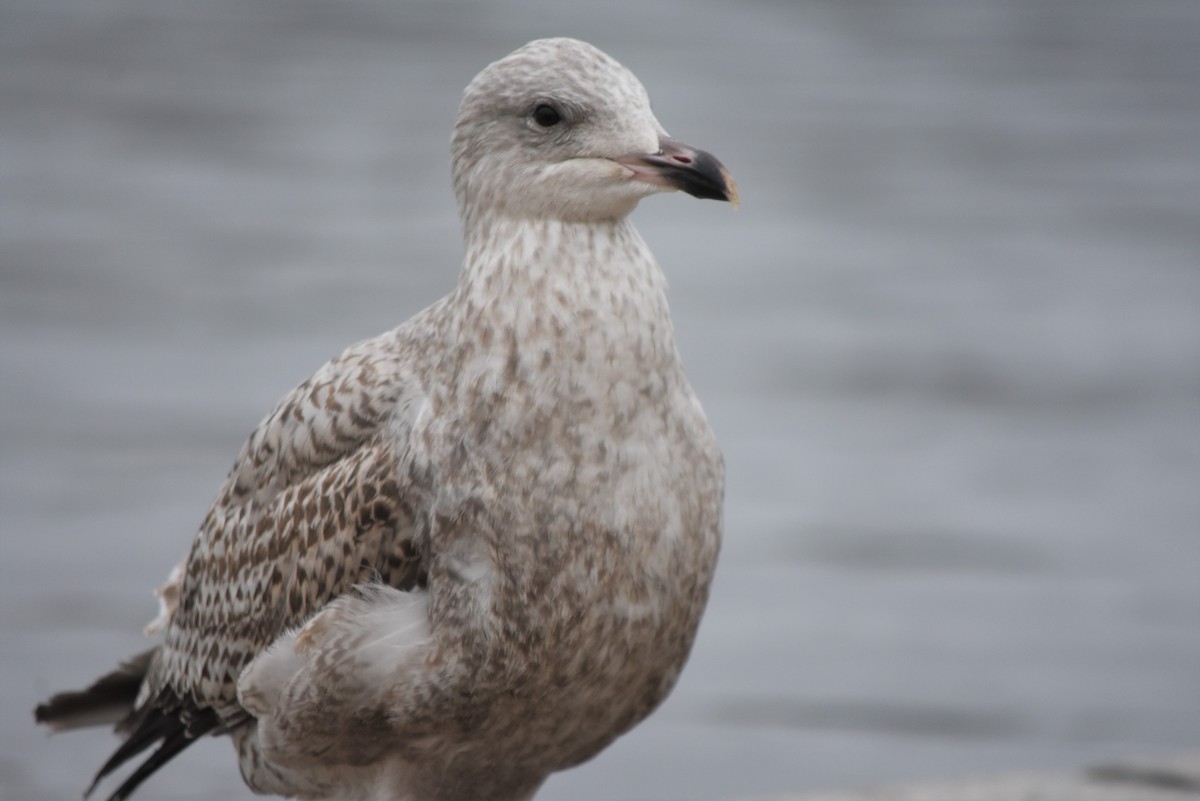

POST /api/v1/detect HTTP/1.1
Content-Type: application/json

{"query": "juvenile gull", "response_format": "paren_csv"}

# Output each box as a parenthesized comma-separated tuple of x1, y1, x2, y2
(35, 37, 737, 801)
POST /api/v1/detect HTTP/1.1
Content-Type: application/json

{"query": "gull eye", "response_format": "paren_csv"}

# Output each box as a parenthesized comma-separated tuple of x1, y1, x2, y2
(532, 104, 562, 128)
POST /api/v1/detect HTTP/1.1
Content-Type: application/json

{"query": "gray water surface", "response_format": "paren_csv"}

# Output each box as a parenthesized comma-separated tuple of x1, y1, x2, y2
(2, 1, 1198, 800)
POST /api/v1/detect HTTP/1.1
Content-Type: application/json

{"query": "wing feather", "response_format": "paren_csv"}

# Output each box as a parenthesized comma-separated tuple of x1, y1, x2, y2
(144, 325, 435, 719)
(77, 315, 444, 798)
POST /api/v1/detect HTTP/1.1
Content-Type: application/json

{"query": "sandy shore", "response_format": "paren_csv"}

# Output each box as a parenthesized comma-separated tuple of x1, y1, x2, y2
(738, 754, 1200, 801)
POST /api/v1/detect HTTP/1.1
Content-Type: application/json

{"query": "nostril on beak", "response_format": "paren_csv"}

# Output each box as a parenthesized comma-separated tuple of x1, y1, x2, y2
(671, 154, 692, 165)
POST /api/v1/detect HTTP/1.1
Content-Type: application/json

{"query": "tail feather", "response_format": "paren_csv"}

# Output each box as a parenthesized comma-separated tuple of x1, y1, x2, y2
(106, 725, 199, 801)
(84, 707, 175, 797)
(93, 707, 219, 801)
(34, 649, 155, 733)
(35, 649, 220, 801)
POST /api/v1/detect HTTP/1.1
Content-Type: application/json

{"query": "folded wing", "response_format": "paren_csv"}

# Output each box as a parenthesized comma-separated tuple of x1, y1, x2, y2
(82, 321, 439, 800)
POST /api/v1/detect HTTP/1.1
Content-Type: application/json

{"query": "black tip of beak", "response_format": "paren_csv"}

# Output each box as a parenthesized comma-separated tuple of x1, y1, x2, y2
(641, 137, 740, 209)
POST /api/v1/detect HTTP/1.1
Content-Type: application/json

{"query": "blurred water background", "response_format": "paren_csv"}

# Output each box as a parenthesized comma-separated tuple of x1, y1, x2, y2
(2, 1, 1198, 799)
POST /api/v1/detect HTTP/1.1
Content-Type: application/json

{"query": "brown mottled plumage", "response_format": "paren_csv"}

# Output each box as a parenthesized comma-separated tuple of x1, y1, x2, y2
(36, 38, 736, 801)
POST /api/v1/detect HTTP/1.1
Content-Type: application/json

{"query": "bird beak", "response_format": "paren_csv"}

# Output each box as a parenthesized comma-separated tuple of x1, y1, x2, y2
(616, 136, 739, 209)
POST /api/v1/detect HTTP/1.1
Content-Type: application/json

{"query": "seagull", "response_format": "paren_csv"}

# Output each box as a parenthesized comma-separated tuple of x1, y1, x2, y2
(35, 37, 736, 801)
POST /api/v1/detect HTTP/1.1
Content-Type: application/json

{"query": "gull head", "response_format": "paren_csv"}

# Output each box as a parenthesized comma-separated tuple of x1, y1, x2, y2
(451, 38, 738, 225)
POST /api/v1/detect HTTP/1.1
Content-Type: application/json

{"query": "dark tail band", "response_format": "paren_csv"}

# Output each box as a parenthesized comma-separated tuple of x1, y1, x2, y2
(35, 648, 220, 801)
(35, 649, 155, 733)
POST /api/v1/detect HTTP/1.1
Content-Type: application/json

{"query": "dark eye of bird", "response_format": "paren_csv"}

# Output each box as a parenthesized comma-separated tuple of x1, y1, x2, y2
(532, 104, 562, 127)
